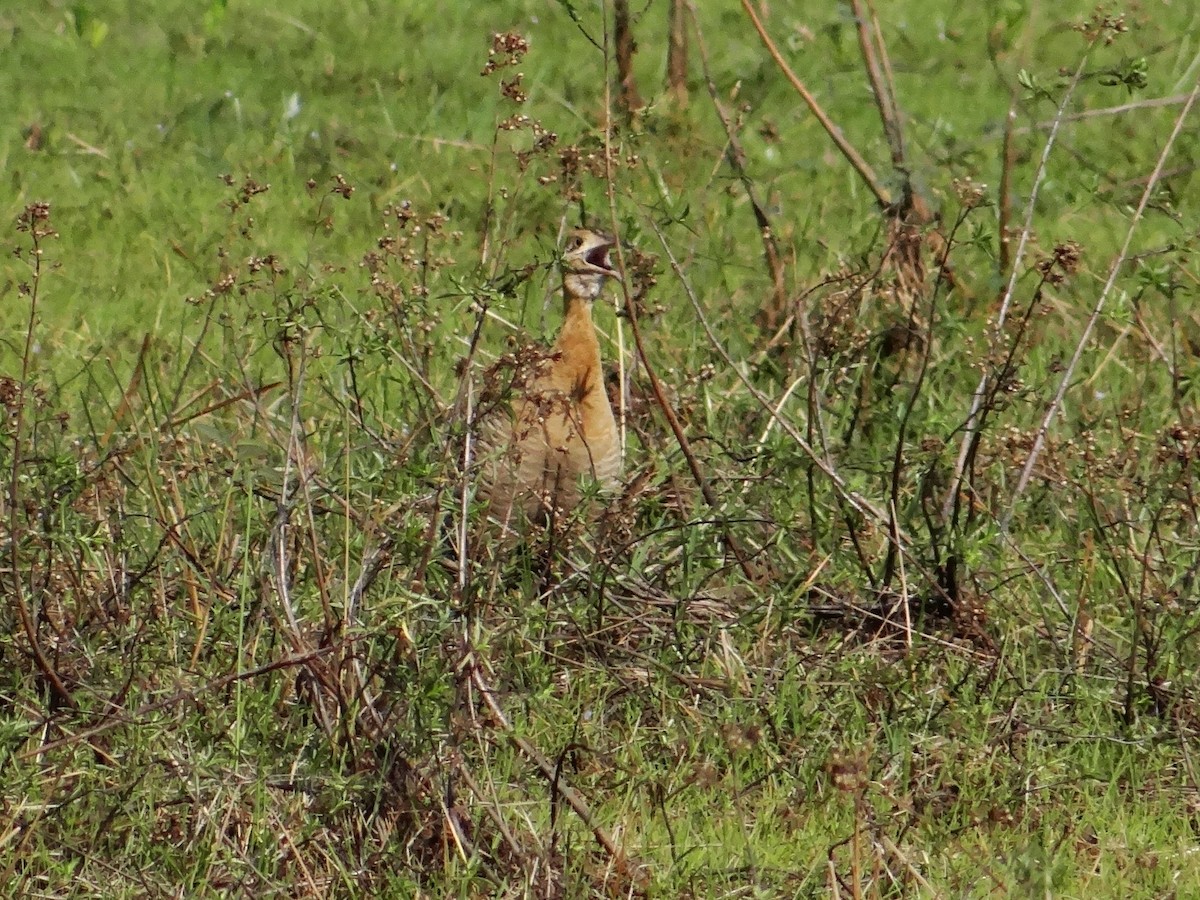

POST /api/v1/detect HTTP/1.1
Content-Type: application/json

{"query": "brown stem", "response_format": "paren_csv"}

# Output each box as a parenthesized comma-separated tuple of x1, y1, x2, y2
(881, 210, 970, 589)
(739, 0, 890, 210)
(850, 0, 905, 169)
(869, 2, 904, 159)
(666, 0, 689, 105)
(941, 54, 1091, 524)
(7, 210, 78, 712)
(689, 2, 786, 331)
(613, 0, 643, 117)
(997, 100, 1017, 282)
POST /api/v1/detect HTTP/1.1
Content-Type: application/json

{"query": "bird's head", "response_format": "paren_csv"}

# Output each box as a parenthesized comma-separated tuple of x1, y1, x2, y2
(561, 228, 617, 303)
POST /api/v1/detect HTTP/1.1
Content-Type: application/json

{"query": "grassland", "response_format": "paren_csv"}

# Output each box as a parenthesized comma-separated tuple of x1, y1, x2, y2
(4, 0, 1200, 896)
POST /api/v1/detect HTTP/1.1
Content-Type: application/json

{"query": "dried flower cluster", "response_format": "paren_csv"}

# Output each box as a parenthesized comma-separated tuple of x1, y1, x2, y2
(480, 31, 529, 76)
(363, 201, 460, 308)
(1074, 5, 1130, 44)
(16, 201, 55, 238)
(1035, 241, 1082, 285)
(952, 177, 989, 210)
(478, 31, 642, 203)
(221, 174, 269, 210)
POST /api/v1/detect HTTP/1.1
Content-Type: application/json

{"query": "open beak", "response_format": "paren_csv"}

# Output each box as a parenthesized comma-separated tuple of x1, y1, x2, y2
(581, 237, 617, 275)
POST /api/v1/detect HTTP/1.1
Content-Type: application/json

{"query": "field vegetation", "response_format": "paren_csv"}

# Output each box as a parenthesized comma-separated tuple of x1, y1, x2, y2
(4, 0, 1200, 895)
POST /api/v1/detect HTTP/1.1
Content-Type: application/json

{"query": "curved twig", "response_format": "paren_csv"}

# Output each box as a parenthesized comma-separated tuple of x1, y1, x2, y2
(468, 654, 644, 885)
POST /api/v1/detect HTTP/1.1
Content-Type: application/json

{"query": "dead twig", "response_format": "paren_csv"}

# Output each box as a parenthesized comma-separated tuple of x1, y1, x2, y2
(1013, 92, 1198, 134)
(942, 54, 1091, 525)
(850, 0, 905, 170)
(689, 1, 787, 330)
(613, 0, 643, 117)
(739, 0, 889, 210)
(1004, 77, 1200, 525)
(7, 205, 78, 713)
(645, 218, 907, 551)
(466, 652, 645, 886)
(666, 0, 689, 105)
(997, 100, 1018, 281)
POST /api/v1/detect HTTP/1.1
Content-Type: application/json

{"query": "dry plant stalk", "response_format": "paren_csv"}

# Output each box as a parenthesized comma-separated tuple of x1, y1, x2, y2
(666, 0, 689, 105)
(738, 0, 889, 209)
(1004, 76, 1200, 523)
(941, 55, 1091, 525)
(735, 1, 946, 329)
(613, 0, 643, 116)
(850, 0, 906, 170)
(7, 203, 78, 712)
(688, 2, 786, 330)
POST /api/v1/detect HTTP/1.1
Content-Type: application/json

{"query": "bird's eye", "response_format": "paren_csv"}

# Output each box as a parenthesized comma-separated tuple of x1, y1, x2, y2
(568, 236, 582, 250)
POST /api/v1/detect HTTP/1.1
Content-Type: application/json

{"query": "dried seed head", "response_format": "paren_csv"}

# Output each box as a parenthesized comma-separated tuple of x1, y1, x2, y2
(481, 31, 529, 76)
(1036, 241, 1083, 284)
(828, 751, 870, 794)
(1074, 6, 1129, 44)
(16, 202, 56, 238)
(952, 177, 988, 210)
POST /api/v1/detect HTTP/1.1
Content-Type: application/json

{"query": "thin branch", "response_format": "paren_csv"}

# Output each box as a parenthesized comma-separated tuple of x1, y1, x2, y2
(689, 1, 786, 327)
(739, 0, 890, 209)
(869, 2, 904, 158)
(666, 0, 689, 105)
(1014, 92, 1197, 134)
(6, 207, 78, 712)
(613, 0, 643, 116)
(997, 99, 1018, 280)
(850, 0, 905, 169)
(881, 210, 970, 588)
(599, 0, 631, 494)
(635, 274, 759, 582)
(268, 344, 337, 739)
(941, 55, 1090, 523)
(468, 655, 643, 884)
(1004, 77, 1200, 524)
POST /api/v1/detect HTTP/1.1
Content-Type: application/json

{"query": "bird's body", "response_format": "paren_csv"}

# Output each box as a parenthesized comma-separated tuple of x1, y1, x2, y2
(476, 229, 622, 532)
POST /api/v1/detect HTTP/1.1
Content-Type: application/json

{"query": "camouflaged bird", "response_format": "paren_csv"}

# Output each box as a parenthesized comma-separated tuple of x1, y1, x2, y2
(475, 228, 622, 533)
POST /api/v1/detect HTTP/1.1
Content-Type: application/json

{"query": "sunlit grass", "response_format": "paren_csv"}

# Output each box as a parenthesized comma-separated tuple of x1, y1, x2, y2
(3, 0, 1200, 896)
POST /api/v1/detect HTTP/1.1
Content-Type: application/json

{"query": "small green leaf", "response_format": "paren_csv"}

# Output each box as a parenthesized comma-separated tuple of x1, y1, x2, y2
(203, 0, 228, 35)
(87, 19, 108, 47)
(553, 0, 581, 26)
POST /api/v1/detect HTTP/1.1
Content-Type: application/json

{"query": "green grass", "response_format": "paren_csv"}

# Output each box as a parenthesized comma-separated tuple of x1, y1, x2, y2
(4, 0, 1200, 896)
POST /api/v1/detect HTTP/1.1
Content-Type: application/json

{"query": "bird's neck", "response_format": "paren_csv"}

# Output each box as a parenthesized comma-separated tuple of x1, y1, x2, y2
(556, 296, 597, 342)
(552, 295, 602, 376)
